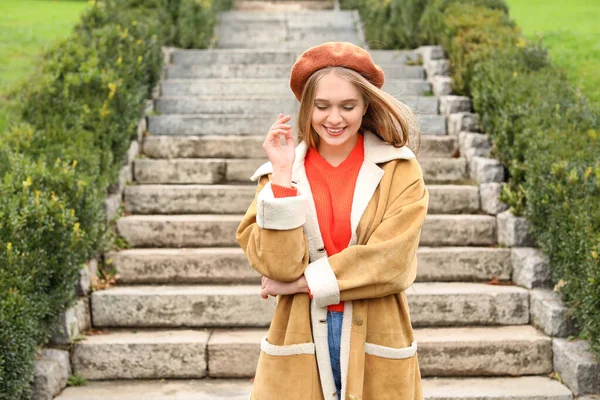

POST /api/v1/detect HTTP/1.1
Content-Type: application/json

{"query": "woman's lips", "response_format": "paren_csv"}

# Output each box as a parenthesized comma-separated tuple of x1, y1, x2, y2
(324, 125, 347, 136)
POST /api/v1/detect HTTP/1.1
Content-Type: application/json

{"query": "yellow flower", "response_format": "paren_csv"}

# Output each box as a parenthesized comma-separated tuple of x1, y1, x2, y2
(72, 160, 78, 168)
(7, 243, 12, 252)
(592, 251, 598, 261)
(513, 71, 518, 78)
(73, 223, 80, 234)
(138, 55, 143, 64)
(51, 192, 58, 201)
(23, 176, 32, 189)
(137, 39, 143, 45)
(108, 82, 117, 100)
(116, 56, 122, 65)
(132, 21, 138, 26)
(516, 38, 526, 48)
(584, 166, 592, 182)
(100, 101, 110, 118)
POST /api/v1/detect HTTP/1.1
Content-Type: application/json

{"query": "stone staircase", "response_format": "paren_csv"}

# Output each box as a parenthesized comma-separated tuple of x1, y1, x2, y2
(56, 7, 574, 400)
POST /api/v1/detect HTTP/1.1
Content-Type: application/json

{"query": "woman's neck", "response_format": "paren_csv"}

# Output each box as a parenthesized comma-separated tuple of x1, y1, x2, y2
(317, 133, 360, 167)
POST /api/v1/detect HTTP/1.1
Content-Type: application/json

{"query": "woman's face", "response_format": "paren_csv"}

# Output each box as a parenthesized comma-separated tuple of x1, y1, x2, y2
(311, 72, 367, 150)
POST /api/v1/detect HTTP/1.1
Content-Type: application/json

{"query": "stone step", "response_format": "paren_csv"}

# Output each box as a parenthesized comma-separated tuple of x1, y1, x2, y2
(106, 247, 512, 285)
(216, 28, 360, 46)
(168, 49, 420, 66)
(147, 113, 446, 135)
(155, 95, 439, 115)
(217, 10, 355, 23)
(116, 214, 496, 248)
(132, 157, 465, 184)
(70, 325, 551, 380)
(55, 376, 572, 399)
(141, 134, 457, 159)
(216, 38, 364, 50)
(124, 184, 478, 215)
(159, 78, 431, 97)
(166, 64, 425, 80)
(91, 282, 527, 329)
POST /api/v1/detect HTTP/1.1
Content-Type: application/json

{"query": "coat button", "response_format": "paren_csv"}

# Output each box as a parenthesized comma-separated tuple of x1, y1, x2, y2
(348, 395, 356, 400)
(317, 247, 325, 252)
(354, 316, 363, 326)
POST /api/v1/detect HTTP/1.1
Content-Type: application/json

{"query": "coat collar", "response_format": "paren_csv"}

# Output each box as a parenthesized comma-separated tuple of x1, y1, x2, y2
(250, 129, 415, 182)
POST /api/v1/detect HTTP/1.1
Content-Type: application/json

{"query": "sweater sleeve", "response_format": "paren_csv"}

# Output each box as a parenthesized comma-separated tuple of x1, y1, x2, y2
(272, 183, 298, 198)
(236, 174, 310, 282)
(303, 161, 429, 307)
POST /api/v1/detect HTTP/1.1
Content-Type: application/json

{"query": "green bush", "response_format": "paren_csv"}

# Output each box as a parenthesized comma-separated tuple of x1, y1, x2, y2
(345, 0, 600, 358)
(0, 0, 232, 397)
(0, 151, 87, 400)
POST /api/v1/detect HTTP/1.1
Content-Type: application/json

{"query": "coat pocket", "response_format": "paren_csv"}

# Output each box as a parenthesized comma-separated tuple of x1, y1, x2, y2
(250, 335, 320, 400)
(363, 340, 422, 400)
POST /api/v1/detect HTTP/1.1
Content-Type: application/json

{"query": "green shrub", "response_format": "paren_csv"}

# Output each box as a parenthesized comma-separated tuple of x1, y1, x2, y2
(0, 151, 87, 400)
(0, 0, 232, 397)
(345, 0, 600, 359)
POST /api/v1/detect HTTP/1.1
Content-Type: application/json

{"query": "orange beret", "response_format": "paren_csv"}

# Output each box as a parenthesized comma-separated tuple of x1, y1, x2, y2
(289, 41, 385, 102)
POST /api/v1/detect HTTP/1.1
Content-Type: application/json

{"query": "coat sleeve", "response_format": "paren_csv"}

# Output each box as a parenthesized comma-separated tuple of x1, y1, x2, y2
(236, 174, 310, 282)
(303, 165, 429, 307)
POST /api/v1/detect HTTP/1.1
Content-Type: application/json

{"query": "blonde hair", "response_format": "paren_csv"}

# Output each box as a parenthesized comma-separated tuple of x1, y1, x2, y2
(296, 66, 421, 155)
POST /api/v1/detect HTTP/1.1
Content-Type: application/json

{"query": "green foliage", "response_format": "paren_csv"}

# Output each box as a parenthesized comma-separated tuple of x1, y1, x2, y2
(341, 0, 600, 358)
(0, 0, 232, 398)
(0, 151, 87, 400)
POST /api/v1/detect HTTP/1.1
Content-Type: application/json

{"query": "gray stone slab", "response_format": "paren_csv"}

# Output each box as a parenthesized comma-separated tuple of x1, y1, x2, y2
(133, 158, 228, 184)
(54, 379, 254, 400)
(459, 131, 492, 160)
(553, 338, 600, 395)
(131, 157, 464, 184)
(123, 183, 478, 215)
(142, 134, 456, 159)
(72, 329, 210, 379)
(512, 248, 552, 289)
(107, 246, 511, 285)
(31, 349, 71, 400)
(90, 282, 526, 328)
(531, 289, 579, 338)
(417, 247, 511, 282)
(449, 112, 480, 135)
(408, 282, 529, 326)
(160, 78, 430, 97)
(498, 210, 535, 247)
(167, 64, 424, 80)
(116, 214, 496, 248)
(155, 95, 438, 115)
(469, 156, 505, 183)
(440, 95, 472, 117)
(480, 182, 509, 215)
(171, 49, 297, 65)
(421, 215, 497, 246)
(49, 297, 91, 345)
(147, 113, 445, 135)
(53, 376, 572, 399)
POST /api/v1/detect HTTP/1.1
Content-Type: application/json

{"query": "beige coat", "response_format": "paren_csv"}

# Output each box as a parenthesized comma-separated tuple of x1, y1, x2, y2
(236, 129, 429, 400)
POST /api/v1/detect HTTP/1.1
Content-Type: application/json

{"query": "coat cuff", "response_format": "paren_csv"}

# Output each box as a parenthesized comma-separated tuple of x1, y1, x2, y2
(303, 256, 340, 308)
(257, 181, 307, 230)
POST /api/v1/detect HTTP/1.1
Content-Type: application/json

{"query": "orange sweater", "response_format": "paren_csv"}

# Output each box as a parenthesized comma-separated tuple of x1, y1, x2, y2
(272, 134, 365, 312)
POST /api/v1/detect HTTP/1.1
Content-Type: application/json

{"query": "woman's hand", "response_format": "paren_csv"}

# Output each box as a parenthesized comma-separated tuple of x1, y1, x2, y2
(260, 275, 307, 299)
(263, 113, 295, 173)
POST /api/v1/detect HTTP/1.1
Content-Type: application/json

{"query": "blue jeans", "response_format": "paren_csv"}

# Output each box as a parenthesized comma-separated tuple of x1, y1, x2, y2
(327, 310, 343, 400)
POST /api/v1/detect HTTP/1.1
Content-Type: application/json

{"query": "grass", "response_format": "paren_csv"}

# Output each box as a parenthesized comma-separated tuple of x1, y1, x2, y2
(0, 0, 89, 132)
(505, 0, 600, 111)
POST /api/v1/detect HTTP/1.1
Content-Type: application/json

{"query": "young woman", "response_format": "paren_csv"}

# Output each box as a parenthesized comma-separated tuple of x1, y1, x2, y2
(236, 41, 429, 400)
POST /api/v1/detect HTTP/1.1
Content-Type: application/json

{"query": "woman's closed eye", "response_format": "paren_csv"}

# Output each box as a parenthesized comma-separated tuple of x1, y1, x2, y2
(315, 106, 355, 111)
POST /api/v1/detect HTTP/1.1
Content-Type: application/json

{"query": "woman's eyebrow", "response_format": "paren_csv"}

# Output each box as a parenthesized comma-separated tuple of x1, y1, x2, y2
(314, 98, 358, 102)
